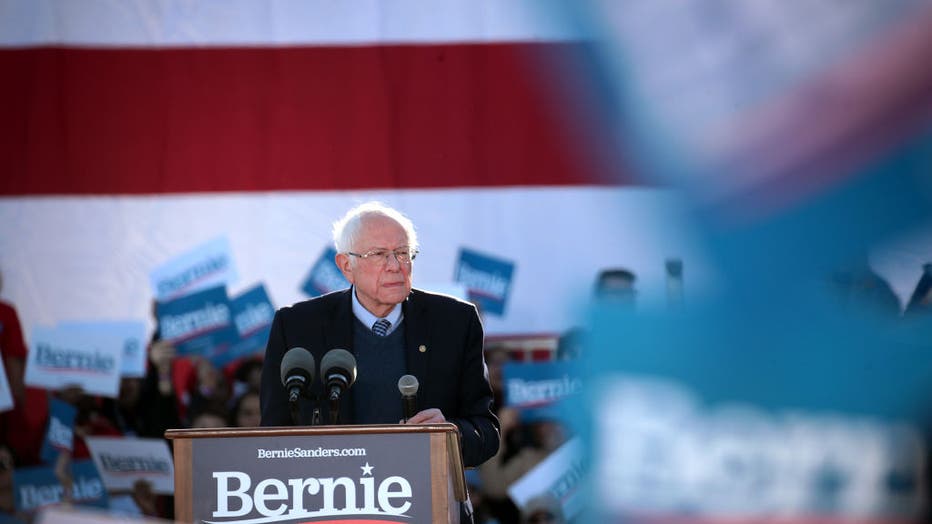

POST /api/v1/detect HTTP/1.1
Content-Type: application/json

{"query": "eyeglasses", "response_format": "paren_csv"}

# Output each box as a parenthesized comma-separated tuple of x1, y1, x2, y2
(347, 248, 418, 266)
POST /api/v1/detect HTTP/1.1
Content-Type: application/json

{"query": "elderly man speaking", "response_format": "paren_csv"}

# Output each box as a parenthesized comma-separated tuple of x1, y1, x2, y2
(260, 201, 500, 470)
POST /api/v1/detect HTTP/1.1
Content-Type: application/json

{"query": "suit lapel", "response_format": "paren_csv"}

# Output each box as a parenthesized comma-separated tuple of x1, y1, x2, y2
(323, 288, 355, 423)
(403, 290, 430, 408)
(324, 288, 355, 353)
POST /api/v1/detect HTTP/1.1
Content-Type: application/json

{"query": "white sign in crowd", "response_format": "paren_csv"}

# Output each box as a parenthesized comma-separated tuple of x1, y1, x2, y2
(23, 323, 144, 398)
(85, 437, 175, 495)
(509, 437, 586, 520)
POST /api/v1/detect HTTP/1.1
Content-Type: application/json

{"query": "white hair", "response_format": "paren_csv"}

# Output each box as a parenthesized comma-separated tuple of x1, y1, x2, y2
(332, 201, 419, 254)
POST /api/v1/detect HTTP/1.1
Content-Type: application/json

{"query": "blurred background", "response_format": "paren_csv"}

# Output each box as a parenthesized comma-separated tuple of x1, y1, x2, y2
(1, 1, 931, 523)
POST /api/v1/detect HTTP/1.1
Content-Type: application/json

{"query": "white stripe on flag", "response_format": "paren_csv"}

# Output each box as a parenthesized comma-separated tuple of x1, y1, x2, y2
(0, 0, 580, 48)
(0, 187, 712, 336)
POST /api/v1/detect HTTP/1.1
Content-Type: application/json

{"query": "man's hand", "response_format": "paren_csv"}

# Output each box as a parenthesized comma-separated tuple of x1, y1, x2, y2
(403, 408, 446, 424)
(150, 340, 177, 396)
(132, 479, 158, 516)
(149, 340, 176, 375)
(498, 406, 519, 436)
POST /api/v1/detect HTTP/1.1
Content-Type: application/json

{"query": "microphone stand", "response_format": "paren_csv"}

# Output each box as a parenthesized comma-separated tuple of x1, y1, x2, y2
(328, 387, 341, 425)
(289, 398, 302, 426)
(310, 394, 321, 426)
(288, 388, 320, 426)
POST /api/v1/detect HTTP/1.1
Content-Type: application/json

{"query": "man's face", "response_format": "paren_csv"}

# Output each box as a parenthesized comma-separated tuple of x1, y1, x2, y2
(336, 215, 413, 317)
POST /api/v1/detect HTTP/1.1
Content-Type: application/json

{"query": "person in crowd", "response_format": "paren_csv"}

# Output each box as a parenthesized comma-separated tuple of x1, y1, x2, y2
(464, 469, 500, 524)
(479, 407, 568, 520)
(0, 444, 16, 518)
(0, 271, 49, 467)
(485, 346, 511, 413)
(0, 274, 26, 410)
(594, 267, 637, 304)
(477, 345, 525, 522)
(555, 327, 585, 361)
(189, 402, 231, 429)
(229, 357, 263, 402)
(229, 388, 261, 428)
(96, 341, 183, 441)
(137, 337, 185, 438)
(186, 356, 231, 426)
(50, 335, 182, 519)
(149, 310, 232, 428)
(52, 386, 123, 462)
(521, 494, 565, 524)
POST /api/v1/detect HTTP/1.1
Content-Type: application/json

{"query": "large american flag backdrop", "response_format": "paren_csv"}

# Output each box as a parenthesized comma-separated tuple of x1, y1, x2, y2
(0, 1, 708, 337)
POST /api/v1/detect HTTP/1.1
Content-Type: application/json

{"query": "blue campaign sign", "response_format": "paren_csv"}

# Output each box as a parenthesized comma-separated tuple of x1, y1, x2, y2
(149, 236, 238, 302)
(217, 284, 276, 367)
(503, 362, 582, 413)
(156, 285, 238, 362)
(454, 248, 515, 316)
(580, 301, 932, 520)
(14, 459, 108, 512)
(301, 246, 350, 297)
(40, 398, 77, 464)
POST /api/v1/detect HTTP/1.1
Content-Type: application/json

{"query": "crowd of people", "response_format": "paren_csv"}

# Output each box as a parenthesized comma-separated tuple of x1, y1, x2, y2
(0, 286, 566, 523)
(0, 307, 571, 523)
(3, 246, 928, 523)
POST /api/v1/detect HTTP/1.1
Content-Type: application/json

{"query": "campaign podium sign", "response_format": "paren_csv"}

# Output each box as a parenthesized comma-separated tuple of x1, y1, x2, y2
(166, 424, 467, 523)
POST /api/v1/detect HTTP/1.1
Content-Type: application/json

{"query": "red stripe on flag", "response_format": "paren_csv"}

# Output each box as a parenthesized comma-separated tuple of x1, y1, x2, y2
(0, 43, 632, 196)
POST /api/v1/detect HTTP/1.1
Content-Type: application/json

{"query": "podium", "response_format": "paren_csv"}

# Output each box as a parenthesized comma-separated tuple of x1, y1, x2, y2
(165, 423, 466, 523)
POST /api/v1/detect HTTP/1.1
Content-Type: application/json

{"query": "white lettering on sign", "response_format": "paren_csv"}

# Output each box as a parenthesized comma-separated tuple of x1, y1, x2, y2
(208, 468, 413, 523)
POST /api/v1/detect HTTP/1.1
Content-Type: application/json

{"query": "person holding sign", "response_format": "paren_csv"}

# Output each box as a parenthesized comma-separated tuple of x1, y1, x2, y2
(0, 272, 48, 467)
(260, 202, 500, 468)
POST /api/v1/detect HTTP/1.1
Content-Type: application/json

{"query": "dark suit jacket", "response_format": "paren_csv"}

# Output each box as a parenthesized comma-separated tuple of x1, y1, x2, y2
(260, 287, 500, 467)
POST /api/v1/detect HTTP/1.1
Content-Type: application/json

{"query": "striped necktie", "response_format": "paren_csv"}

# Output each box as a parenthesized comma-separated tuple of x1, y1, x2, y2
(372, 318, 391, 336)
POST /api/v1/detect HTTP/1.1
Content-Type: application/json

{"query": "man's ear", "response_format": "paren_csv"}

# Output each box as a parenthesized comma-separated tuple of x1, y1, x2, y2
(335, 252, 354, 283)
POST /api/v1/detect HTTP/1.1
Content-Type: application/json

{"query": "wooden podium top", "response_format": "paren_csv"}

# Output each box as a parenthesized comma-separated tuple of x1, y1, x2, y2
(165, 422, 461, 440)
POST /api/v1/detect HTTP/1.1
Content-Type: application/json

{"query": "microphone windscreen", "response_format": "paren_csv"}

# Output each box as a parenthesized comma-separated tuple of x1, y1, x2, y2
(320, 348, 357, 387)
(398, 374, 419, 397)
(280, 347, 315, 386)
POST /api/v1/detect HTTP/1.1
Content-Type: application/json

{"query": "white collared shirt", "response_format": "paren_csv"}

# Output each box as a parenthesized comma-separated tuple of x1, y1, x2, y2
(351, 287, 403, 336)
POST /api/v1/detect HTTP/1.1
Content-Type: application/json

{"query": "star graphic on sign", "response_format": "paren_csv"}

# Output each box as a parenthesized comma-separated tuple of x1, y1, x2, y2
(361, 462, 373, 476)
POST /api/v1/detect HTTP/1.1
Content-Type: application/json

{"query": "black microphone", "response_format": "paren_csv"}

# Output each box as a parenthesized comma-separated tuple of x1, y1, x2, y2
(280, 347, 315, 404)
(398, 374, 419, 422)
(320, 348, 357, 424)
